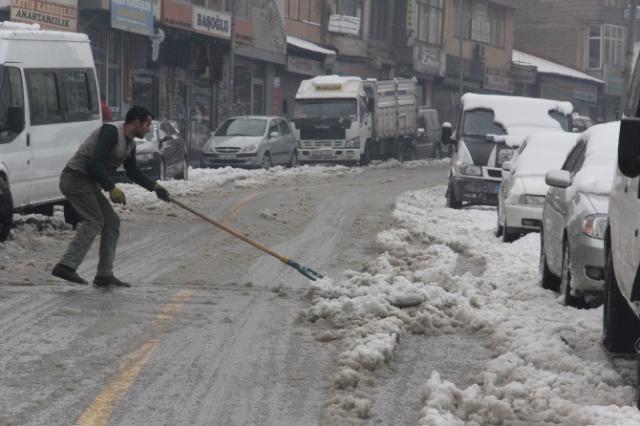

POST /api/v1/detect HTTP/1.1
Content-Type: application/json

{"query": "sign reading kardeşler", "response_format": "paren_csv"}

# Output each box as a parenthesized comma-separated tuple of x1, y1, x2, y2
(11, 0, 77, 31)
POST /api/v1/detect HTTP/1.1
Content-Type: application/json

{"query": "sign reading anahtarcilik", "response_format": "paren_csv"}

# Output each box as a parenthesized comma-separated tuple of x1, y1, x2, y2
(111, 0, 154, 36)
(192, 6, 231, 39)
(11, 0, 77, 32)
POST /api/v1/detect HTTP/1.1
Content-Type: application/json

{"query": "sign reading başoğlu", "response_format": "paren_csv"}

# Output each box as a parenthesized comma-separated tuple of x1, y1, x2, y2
(11, 0, 77, 31)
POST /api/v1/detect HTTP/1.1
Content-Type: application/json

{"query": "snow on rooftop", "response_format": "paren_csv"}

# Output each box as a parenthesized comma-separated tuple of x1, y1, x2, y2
(573, 121, 619, 195)
(287, 35, 336, 56)
(462, 93, 573, 144)
(513, 132, 579, 177)
(513, 50, 605, 84)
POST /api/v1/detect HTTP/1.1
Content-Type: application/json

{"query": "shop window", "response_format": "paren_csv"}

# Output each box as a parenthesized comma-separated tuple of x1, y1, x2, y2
(369, 0, 391, 41)
(417, 0, 443, 45)
(488, 4, 504, 48)
(587, 24, 602, 69)
(337, 0, 357, 16)
(62, 71, 99, 118)
(81, 26, 121, 117)
(27, 71, 63, 124)
(587, 23, 624, 69)
(287, 0, 322, 24)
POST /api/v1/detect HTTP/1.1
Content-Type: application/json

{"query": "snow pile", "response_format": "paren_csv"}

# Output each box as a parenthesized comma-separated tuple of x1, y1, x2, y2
(304, 185, 639, 424)
(573, 121, 619, 195)
(513, 132, 579, 177)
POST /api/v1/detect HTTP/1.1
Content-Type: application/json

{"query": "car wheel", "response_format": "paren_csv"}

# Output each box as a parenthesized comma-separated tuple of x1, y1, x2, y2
(179, 157, 189, 181)
(289, 150, 299, 168)
(603, 248, 640, 353)
(502, 227, 518, 243)
(445, 180, 462, 209)
(539, 231, 560, 291)
(261, 152, 272, 169)
(560, 241, 587, 308)
(0, 177, 13, 242)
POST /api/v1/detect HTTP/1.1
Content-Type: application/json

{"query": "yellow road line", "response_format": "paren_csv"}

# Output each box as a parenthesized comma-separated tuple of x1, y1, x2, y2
(76, 192, 259, 425)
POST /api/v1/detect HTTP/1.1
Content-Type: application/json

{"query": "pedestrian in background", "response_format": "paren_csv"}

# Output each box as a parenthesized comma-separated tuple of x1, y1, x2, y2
(51, 106, 170, 288)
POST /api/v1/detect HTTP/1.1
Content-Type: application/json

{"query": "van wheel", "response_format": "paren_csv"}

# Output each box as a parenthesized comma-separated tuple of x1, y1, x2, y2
(63, 200, 81, 230)
(0, 177, 13, 242)
(603, 249, 640, 353)
(539, 232, 560, 291)
(445, 181, 462, 209)
(560, 242, 588, 308)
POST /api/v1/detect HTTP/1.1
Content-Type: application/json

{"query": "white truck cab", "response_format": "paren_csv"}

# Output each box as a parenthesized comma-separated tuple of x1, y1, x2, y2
(446, 93, 573, 209)
(0, 22, 101, 241)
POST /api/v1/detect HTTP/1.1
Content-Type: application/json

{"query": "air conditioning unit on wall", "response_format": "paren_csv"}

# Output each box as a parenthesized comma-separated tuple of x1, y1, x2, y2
(474, 43, 486, 60)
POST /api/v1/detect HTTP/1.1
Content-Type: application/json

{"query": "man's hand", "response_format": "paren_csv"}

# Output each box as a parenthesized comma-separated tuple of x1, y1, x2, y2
(154, 182, 170, 202)
(109, 187, 126, 205)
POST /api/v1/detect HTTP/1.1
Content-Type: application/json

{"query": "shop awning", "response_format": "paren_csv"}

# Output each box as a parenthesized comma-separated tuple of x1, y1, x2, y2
(286, 36, 336, 58)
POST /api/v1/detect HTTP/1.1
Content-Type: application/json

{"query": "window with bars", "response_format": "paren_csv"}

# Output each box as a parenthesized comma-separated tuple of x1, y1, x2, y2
(286, 0, 322, 24)
(587, 23, 624, 69)
(417, 0, 443, 45)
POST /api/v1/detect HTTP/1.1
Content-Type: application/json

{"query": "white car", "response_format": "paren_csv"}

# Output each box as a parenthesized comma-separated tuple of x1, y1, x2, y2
(497, 132, 579, 242)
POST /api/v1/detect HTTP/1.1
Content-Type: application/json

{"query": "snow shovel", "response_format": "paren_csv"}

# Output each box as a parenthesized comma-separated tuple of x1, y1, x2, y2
(169, 197, 324, 281)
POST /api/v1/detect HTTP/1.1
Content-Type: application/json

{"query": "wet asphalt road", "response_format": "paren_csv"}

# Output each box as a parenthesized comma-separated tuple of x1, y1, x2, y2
(0, 163, 486, 426)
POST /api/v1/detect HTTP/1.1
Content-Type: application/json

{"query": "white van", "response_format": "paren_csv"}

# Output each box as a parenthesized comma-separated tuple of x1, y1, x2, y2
(0, 22, 101, 241)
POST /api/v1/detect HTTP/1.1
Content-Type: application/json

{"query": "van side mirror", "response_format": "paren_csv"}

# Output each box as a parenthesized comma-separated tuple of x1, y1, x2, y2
(5, 106, 24, 134)
(618, 118, 640, 178)
(269, 131, 280, 138)
(545, 170, 572, 188)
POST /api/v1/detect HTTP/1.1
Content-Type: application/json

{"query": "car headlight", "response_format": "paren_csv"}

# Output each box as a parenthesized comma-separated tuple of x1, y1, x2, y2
(137, 153, 154, 162)
(202, 142, 215, 153)
(241, 144, 258, 153)
(345, 137, 360, 148)
(524, 195, 546, 206)
(460, 164, 482, 176)
(498, 149, 515, 164)
(582, 214, 607, 239)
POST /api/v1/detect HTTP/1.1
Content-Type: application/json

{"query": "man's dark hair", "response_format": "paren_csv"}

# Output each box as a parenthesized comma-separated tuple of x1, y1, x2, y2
(125, 105, 153, 124)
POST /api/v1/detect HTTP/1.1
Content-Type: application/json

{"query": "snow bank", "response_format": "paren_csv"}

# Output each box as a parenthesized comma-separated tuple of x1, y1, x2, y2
(513, 132, 579, 177)
(573, 121, 619, 195)
(304, 185, 639, 424)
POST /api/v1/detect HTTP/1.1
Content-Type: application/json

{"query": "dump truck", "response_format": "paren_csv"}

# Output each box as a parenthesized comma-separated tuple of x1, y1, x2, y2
(291, 75, 418, 165)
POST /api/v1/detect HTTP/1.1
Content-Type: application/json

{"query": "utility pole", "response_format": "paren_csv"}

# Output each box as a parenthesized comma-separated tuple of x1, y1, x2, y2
(621, 0, 637, 117)
(457, 0, 465, 100)
(228, 0, 236, 119)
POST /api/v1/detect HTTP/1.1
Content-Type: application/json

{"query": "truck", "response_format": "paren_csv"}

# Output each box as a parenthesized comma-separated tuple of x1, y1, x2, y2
(291, 75, 418, 165)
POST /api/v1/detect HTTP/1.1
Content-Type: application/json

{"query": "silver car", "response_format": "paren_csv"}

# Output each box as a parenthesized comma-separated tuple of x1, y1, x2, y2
(200, 116, 299, 169)
(540, 124, 617, 307)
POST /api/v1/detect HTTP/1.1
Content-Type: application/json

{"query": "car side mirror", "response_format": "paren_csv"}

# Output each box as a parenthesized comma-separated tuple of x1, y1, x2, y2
(4, 106, 24, 134)
(618, 118, 640, 178)
(502, 161, 512, 171)
(545, 170, 572, 188)
(269, 131, 280, 139)
(417, 127, 425, 137)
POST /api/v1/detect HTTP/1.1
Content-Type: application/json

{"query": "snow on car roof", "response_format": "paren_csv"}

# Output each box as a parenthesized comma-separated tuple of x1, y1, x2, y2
(514, 132, 580, 177)
(461, 93, 573, 145)
(573, 121, 619, 195)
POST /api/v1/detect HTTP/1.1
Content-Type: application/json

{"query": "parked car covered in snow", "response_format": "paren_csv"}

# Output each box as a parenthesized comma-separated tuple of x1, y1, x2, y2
(540, 122, 618, 307)
(572, 114, 593, 133)
(445, 93, 573, 209)
(497, 132, 579, 242)
(200, 116, 299, 169)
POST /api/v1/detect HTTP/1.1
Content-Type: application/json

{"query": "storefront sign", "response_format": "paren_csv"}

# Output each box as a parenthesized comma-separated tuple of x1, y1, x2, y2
(574, 85, 598, 103)
(511, 63, 537, 84)
(413, 45, 444, 77)
(406, 0, 416, 35)
(111, 0, 154, 36)
(328, 14, 360, 36)
(192, 6, 230, 39)
(287, 55, 324, 76)
(11, 0, 77, 31)
(234, 18, 253, 47)
(484, 72, 514, 94)
(540, 78, 574, 102)
(162, 0, 191, 30)
(470, 2, 490, 44)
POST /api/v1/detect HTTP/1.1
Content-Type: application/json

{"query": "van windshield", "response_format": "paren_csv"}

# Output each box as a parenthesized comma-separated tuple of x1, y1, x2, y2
(463, 109, 506, 137)
(294, 99, 357, 121)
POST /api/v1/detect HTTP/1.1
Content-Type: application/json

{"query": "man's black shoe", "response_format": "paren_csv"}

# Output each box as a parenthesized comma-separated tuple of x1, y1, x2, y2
(52, 263, 88, 285)
(93, 275, 131, 288)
